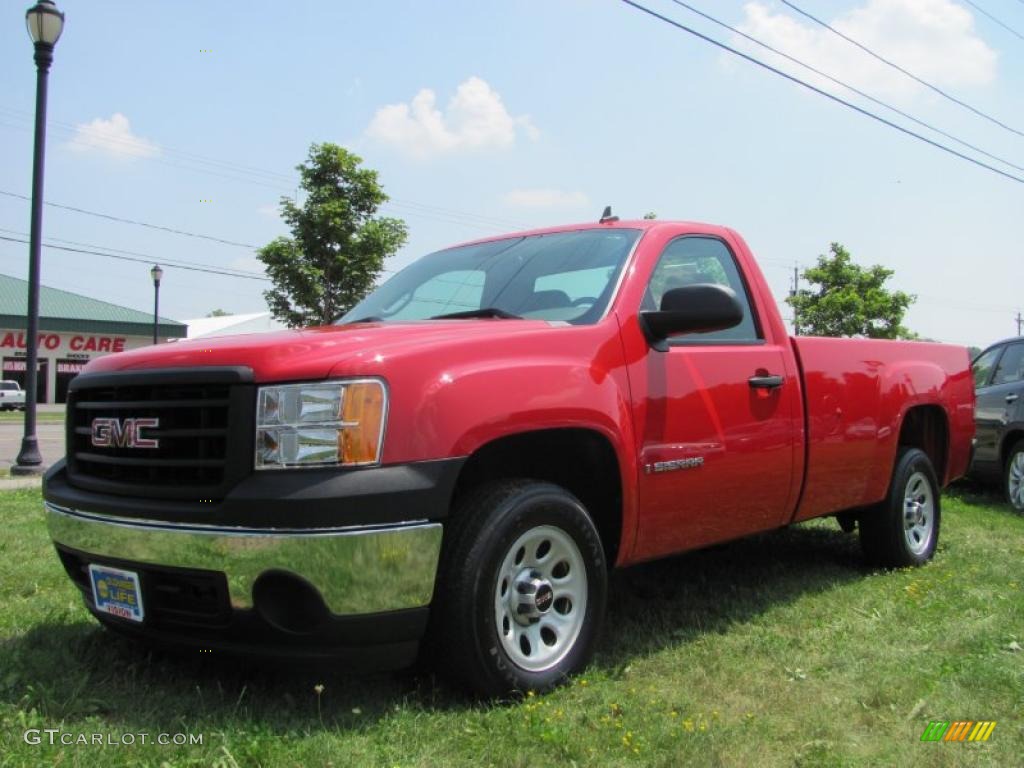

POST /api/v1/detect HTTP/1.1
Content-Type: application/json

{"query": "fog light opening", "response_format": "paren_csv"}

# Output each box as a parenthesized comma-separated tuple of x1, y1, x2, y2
(251, 570, 330, 634)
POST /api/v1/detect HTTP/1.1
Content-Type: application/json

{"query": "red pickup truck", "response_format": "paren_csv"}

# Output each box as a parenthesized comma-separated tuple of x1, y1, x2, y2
(43, 218, 974, 696)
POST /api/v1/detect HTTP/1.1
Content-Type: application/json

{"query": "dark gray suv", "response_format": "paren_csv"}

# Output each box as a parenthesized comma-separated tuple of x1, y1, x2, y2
(970, 338, 1024, 512)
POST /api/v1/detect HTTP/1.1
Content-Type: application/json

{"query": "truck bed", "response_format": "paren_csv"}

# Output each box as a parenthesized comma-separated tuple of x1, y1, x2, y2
(789, 336, 975, 522)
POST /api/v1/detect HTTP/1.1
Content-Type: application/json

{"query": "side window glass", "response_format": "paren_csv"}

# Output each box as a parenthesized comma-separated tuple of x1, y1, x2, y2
(972, 346, 1002, 389)
(644, 237, 760, 341)
(992, 343, 1024, 386)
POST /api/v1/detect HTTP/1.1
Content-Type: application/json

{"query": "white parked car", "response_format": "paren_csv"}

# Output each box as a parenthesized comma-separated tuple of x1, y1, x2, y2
(0, 380, 26, 411)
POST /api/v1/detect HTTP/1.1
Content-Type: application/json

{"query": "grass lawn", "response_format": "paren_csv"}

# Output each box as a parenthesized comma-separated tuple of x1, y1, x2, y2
(0, 411, 64, 424)
(0, 487, 1020, 767)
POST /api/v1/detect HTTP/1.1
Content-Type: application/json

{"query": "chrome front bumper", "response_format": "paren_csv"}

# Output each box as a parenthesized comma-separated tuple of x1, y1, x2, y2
(45, 502, 443, 616)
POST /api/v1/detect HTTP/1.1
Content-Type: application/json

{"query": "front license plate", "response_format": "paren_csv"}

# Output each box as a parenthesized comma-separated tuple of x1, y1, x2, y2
(88, 564, 144, 623)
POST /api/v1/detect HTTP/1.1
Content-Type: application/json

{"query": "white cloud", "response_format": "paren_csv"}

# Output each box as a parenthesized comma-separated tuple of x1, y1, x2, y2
(66, 113, 160, 158)
(366, 76, 538, 157)
(736, 0, 996, 98)
(504, 188, 590, 209)
(256, 203, 280, 219)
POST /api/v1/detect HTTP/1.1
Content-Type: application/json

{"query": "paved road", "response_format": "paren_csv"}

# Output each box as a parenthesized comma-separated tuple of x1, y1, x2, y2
(0, 422, 64, 470)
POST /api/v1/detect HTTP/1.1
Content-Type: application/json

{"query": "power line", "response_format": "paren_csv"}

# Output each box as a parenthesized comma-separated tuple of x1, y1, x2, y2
(381, 203, 510, 233)
(0, 190, 258, 248)
(389, 198, 530, 230)
(960, 0, 1024, 43)
(0, 235, 270, 281)
(665, 0, 1024, 174)
(779, 0, 1024, 139)
(0, 107, 531, 233)
(2, 230, 1015, 325)
(0, 227, 266, 279)
(618, 0, 1024, 185)
(0, 107, 299, 187)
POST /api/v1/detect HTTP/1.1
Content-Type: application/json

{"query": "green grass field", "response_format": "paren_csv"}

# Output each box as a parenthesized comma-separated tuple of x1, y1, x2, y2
(0, 411, 64, 424)
(0, 487, 1020, 767)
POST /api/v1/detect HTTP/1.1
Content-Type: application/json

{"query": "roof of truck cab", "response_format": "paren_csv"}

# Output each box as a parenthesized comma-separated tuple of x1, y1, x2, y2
(443, 219, 737, 251)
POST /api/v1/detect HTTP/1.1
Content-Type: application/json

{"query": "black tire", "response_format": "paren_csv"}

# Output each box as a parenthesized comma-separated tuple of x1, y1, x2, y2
(1005, 439, 1024, 514)
(428, 480, 607, 697)
(860, 447, 941, 568)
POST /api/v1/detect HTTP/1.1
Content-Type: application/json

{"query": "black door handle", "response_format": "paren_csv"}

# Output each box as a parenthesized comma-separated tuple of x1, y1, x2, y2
(1007, 393, 1020, 403)
(749, 374, 785, 389)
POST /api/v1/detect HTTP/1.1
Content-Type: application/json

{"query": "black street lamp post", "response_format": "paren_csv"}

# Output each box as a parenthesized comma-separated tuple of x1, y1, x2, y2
(14, 0, 64, 476)
(151, 264, 163, 344)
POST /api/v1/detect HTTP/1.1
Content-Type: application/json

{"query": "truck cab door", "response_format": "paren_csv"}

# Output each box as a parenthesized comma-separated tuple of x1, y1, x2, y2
(628, 236, 801, 560)
(974, 342, 1024, 473)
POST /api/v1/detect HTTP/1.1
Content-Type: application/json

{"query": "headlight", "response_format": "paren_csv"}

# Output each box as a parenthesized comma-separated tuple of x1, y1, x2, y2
(255, 379, 386, 469)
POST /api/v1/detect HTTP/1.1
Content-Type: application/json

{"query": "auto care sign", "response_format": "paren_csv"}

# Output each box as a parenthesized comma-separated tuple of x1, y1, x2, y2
(0, 331, 149, 356)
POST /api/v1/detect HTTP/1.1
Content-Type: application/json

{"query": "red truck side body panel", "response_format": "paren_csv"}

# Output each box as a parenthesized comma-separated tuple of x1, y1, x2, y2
(81, 219, 974, 569)
(790, 336, 974, 522)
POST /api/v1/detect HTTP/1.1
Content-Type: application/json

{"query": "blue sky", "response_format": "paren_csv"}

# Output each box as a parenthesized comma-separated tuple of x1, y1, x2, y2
(1, 0, 1021, 346)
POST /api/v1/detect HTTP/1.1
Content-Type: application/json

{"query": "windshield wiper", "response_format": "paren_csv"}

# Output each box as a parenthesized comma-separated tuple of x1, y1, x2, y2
(347, 316, 383, 324)
(430, 307, 522, 320)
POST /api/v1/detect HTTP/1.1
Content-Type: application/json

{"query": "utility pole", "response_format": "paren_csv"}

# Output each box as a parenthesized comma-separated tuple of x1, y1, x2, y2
(1017, 310, 1022, 336)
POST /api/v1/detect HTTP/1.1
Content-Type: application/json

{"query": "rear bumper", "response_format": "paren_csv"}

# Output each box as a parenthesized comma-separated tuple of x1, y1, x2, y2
(45, 502, 443, 666)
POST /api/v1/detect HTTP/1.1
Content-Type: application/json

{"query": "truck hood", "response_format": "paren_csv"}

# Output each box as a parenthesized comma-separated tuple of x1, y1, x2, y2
(83, 320, 555, 382)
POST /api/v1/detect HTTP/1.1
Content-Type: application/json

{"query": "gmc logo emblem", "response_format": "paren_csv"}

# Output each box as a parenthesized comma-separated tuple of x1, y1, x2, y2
(90, 417, 160, 449)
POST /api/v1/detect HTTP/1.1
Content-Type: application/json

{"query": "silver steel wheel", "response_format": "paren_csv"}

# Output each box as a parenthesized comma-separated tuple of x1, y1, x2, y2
(903, 471, 935, 555)
(493, 524, 587, 673)
(1008, 451, 1024, 510)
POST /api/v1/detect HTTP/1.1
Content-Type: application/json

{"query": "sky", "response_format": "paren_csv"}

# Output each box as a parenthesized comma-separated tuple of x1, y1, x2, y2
(0, 0, 1021, 347)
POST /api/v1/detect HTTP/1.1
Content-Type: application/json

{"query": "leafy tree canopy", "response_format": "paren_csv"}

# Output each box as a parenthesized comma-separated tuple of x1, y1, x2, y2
(786, 243, 916, 339)
(258, 143, 408, 327)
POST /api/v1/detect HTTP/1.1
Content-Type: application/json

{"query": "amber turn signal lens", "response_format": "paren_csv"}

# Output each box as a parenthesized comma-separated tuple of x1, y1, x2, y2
(339, 382, 385, 464)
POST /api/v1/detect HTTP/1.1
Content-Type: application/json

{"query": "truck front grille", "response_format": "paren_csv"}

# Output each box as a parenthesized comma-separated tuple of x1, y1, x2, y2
(65, 368, 254, 500)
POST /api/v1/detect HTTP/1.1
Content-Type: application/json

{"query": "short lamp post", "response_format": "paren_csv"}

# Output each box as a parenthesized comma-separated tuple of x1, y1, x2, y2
(13, 0, 64, 477)
(151, 264, 163, 344)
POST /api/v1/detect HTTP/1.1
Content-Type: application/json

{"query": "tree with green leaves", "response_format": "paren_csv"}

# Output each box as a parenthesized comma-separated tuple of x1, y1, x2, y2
(258, 143, 408, 327)
(786, 243, 916, 339)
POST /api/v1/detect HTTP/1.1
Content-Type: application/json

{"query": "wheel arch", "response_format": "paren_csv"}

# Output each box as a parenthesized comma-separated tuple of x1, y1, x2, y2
(1001, 428, 1024, 466)
(897, 404, 950, 485)
(451, 428, 625, 565)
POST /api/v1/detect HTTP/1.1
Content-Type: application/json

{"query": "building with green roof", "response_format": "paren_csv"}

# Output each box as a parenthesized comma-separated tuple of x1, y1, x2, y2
(0, 273, 187, 403)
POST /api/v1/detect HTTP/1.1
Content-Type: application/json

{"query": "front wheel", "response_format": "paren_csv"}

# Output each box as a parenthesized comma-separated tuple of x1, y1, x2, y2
(1005, 439, 1024, 513)
(429, 480, 607, 697)
(859, 447, 941, 568)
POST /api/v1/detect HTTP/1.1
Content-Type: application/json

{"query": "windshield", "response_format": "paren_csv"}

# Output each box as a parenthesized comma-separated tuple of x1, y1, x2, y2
(339, 228, 640, 325)
(0, 382, 19, 391)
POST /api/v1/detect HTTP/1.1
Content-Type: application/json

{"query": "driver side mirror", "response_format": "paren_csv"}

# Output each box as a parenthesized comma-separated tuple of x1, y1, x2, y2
(639, 284, 744, 350)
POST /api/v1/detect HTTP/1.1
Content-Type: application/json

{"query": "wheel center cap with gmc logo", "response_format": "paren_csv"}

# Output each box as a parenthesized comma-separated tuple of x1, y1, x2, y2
(534, 583, 553, 613)
(511, 569, 555, 625)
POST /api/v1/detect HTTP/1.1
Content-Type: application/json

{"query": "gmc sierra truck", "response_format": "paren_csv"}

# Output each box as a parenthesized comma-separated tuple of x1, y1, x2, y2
(42, 218, 974, 696)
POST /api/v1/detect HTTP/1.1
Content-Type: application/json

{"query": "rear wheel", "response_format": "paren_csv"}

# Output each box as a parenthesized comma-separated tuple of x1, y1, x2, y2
(859, 447, 941, 567)
(429, 480, 607, 697)
(1005, 439, 1024, 513)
